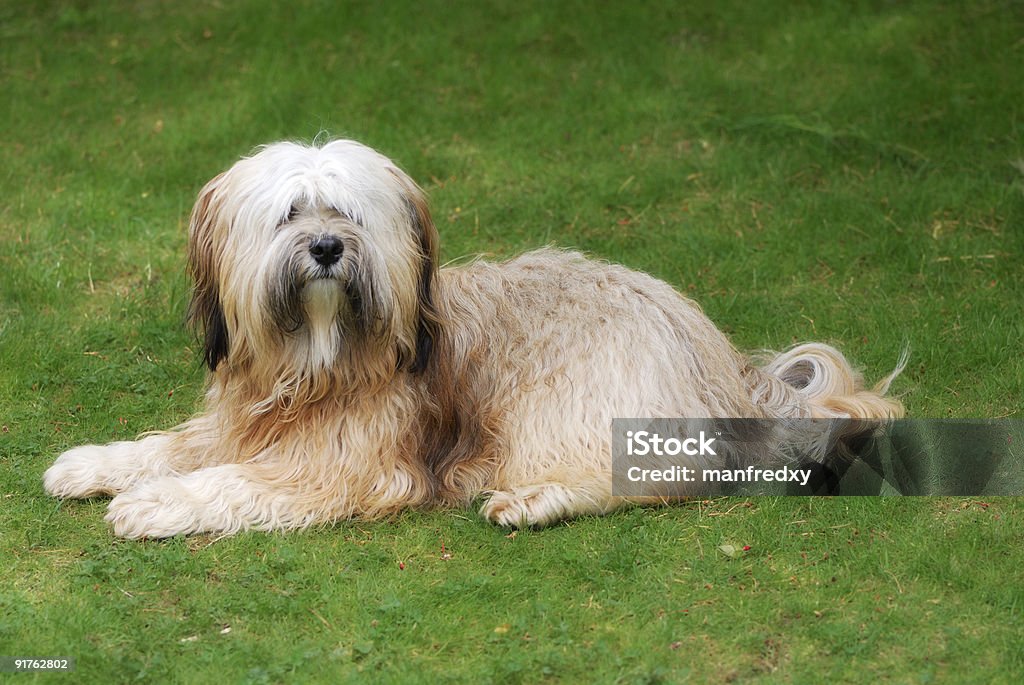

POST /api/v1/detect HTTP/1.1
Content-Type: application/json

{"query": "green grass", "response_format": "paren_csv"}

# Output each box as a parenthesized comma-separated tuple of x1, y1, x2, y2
(1, 0, 1022, 682)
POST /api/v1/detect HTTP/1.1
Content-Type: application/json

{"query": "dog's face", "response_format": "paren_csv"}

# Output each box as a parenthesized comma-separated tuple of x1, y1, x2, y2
(187, 141, 439, 384)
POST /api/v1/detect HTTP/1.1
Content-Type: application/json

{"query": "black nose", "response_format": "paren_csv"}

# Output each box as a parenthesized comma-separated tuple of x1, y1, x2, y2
(309, 235, 343, 266)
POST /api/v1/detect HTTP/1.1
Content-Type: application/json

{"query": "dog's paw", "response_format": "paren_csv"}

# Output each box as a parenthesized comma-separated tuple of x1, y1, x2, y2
(44, 445, 120, 499)
(480, 484, 573, 528)
(105, 479, 202, 539)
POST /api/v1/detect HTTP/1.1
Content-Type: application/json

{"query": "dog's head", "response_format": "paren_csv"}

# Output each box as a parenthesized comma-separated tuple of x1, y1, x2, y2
(186, 140, 440, 387)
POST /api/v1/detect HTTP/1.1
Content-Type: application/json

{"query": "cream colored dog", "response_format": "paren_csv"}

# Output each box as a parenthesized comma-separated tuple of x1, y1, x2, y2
(43, 140, 904, 538)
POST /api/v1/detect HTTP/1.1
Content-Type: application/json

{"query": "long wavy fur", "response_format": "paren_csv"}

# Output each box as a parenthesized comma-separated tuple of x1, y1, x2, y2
(44, 140, 907, 538)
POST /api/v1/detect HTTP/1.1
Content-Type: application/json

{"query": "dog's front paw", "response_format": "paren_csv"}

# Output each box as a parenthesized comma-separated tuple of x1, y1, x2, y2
(106, 479, 202, 539)
(44, 445, 119, 499)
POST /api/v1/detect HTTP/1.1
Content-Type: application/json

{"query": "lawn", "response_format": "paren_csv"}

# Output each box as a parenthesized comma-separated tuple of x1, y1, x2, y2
(1, 1, 1022, 682)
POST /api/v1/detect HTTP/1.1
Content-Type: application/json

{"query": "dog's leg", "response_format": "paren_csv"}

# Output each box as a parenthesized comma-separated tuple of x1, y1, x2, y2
(105, 464, 286, 538)
(44, 433, 194, 500)
(104, 461, 421, 538)
(480, 474, 623, 528)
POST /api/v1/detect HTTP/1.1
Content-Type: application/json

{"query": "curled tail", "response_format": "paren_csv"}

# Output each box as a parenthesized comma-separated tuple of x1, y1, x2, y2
(751, 343, 907, 419)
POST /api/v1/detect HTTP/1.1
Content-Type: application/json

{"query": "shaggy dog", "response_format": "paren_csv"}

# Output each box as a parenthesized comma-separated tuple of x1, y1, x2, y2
(43, 140, 904, 538)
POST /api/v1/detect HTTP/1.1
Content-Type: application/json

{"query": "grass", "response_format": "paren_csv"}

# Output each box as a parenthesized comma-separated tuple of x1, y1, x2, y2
(1, 0, 1022, 682)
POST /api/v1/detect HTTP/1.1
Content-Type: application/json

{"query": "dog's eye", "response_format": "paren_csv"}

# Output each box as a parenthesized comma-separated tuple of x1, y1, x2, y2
(277, 205, 301, 228)
(336, 208, 361, 226)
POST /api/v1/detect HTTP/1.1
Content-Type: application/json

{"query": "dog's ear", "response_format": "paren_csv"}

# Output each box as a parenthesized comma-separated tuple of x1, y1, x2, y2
(186, 173, 230, 372)
(391, 170, 442, 373)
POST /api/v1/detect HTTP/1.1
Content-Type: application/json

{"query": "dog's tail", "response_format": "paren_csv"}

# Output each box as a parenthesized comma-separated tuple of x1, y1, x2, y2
(750, 343, 907, 420)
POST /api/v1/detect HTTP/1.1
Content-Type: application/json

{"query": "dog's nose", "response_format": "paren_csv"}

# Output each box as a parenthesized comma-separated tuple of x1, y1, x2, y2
(309, 235, 344, 266)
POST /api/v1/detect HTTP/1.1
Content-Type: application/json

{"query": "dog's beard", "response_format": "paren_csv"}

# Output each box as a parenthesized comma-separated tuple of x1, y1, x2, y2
(300, 279, 345, 372)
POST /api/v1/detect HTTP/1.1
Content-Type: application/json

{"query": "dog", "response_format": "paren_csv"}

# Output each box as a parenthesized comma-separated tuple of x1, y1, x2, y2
(43, 139, 904, 538)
